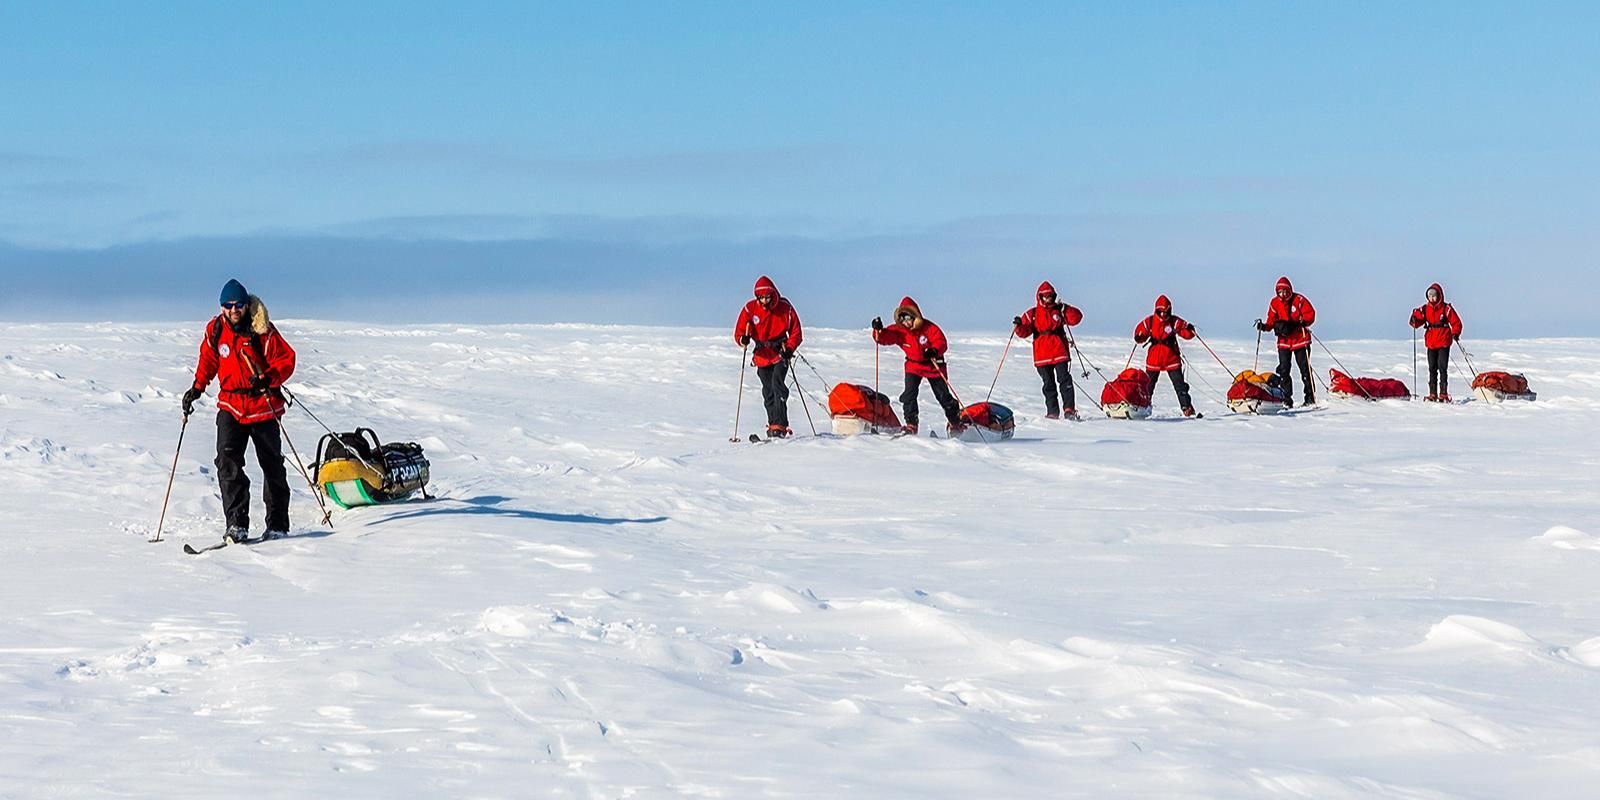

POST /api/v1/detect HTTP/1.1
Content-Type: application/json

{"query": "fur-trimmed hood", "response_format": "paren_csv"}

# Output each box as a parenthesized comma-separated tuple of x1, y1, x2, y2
(893, 296, 924, 329)
(232, 295, 272, 336)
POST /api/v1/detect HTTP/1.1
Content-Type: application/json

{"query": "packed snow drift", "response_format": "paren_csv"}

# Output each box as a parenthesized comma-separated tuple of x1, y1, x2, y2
(3, 321, 1599, 798)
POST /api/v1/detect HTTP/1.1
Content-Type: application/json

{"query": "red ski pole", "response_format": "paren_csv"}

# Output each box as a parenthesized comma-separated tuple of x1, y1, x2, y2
(986, 331, 1015, 402)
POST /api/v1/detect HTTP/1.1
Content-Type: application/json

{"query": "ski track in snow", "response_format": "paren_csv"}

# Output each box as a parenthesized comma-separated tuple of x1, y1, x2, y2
(3, 322, 1600, 797)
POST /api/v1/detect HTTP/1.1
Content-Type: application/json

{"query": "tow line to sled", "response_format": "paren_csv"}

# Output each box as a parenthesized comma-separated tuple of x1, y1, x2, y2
(284, 387, 432, 510)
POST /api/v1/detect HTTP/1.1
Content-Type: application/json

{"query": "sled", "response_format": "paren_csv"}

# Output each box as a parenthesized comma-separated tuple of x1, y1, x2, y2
(1228, 370, 1289, 415)
(953, 402, 1015, 442)
(827, 383, 901, 435)
(312, 428, 431, 509)
(1471, 371, 1536, 403)
(1328, 369, 1410, 400)
(1101, 369, 1153, 420)
(1102, 402, 1153, 420)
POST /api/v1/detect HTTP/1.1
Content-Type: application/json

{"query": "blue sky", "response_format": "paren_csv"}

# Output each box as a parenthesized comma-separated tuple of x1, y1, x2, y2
(1, 2, 1596, 334)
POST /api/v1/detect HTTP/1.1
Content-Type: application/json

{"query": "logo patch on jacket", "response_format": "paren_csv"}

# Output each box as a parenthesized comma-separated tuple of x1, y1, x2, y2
(219, 343, 231, 357)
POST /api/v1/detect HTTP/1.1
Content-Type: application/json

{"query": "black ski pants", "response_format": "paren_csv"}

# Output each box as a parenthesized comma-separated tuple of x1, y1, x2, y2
(1276, 347, 1314, 404)
(901, 372, 963, 428)
(216, 411, 290, 532)
(1427, 346, 1449, 395)
(1036, 362, 1076, 415)
(756, 359, 791, 428)
(1146, 367, 1194, 412)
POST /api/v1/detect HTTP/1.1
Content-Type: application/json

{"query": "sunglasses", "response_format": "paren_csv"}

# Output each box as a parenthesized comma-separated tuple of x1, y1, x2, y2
(221, 301, 248, 309)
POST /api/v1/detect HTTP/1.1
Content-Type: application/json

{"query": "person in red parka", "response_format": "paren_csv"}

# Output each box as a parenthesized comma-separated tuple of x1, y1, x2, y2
(872, 297, 964, 434)
(1012, 281, 1084, 419)
(1408, 282, 1463, 402)
(1133, 295, 1198, 416)
(1254, 276, 1317, 407)
(734, 275, 804, 437)
(180, 278, 297, 543)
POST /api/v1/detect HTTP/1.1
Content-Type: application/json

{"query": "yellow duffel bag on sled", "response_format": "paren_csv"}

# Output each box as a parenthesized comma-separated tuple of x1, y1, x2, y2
(312, 428, 431, 509)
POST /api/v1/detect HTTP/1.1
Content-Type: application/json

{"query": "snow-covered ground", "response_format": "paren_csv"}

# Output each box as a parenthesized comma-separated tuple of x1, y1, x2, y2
(3, 321, 1599, 798)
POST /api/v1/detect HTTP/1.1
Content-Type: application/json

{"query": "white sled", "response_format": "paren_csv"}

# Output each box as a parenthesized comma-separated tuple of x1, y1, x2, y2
(1103, 402, 1152, 420)
(831, 415, 890, 436)
(1473, 387, 1536, 404)
(951, 425, 1015, 443)
(1228, 398, 1287, 415)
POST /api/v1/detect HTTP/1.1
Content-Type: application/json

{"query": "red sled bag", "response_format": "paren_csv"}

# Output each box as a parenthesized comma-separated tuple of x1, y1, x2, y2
(828, 383, 902, 434)
(1471, 371, 1536, 403)
(955, 402, 1016, 441)
(1227, 370, 1288, 414)
(1328, 369, 1410, 400)
(1101, 368, 1153, 419)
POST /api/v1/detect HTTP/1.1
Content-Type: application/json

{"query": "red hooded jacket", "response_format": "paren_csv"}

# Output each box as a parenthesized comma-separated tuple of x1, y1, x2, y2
(734, 276, 803, 368)
(1408, 283, 1463, 350)
(1264, 276, 1315, 351)
(1132, 295, 1195, 372)
(191, 297, 296, 424)
(874, 297, 950, 379)
(1013, 281, 1083, 367)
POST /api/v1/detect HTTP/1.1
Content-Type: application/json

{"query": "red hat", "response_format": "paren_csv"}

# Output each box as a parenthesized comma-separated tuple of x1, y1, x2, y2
(1154, 294, 1172, 312)
(753, 275, 778, 298)
(1276, 276, 1293, 293)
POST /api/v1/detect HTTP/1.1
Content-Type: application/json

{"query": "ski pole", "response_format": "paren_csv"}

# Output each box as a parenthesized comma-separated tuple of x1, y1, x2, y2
(873, 330, 880, 399)
(930, 357, 988, 444)
(1310, 331, 1376, 400)
(731, 341, 750, 443)
(1065, 327, 1108, 380)
(1453, 336, 1479, 379)
(1191, 331, 1235, 379)
(1124, 341, 1140, 369)
(985, 331, 1015, 402)
(151, 412, 190, 543)
(1412, 327, 1419, 397)
(277, 413, 333, 528)
(788, 359, 818, 436)
(1253, 327, 1262, 372)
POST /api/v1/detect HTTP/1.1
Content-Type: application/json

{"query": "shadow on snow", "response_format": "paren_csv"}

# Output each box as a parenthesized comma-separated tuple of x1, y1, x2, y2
(369, 495, 668, 527)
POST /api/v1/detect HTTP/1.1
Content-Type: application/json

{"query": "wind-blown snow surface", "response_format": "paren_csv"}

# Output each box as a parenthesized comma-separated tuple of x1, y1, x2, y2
(3, 321, 1600, 798)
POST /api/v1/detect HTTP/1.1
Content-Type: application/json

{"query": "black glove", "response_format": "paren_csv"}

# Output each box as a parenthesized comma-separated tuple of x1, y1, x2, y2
(738, 334, 751, 346)
(181, 386, 202, 416)
(1255, 319, 1268, 332)
(249, 374, 271, 394)
(1012, 316, 1023, 327)
(1134, 332, 1150, 344)
(923, 347, 941, 361)
(871, 317, 883, 331)
(779, 345, 794, 359)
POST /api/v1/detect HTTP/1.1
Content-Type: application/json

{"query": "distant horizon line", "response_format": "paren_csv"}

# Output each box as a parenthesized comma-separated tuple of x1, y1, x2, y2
(0, 318, 1583, 346)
